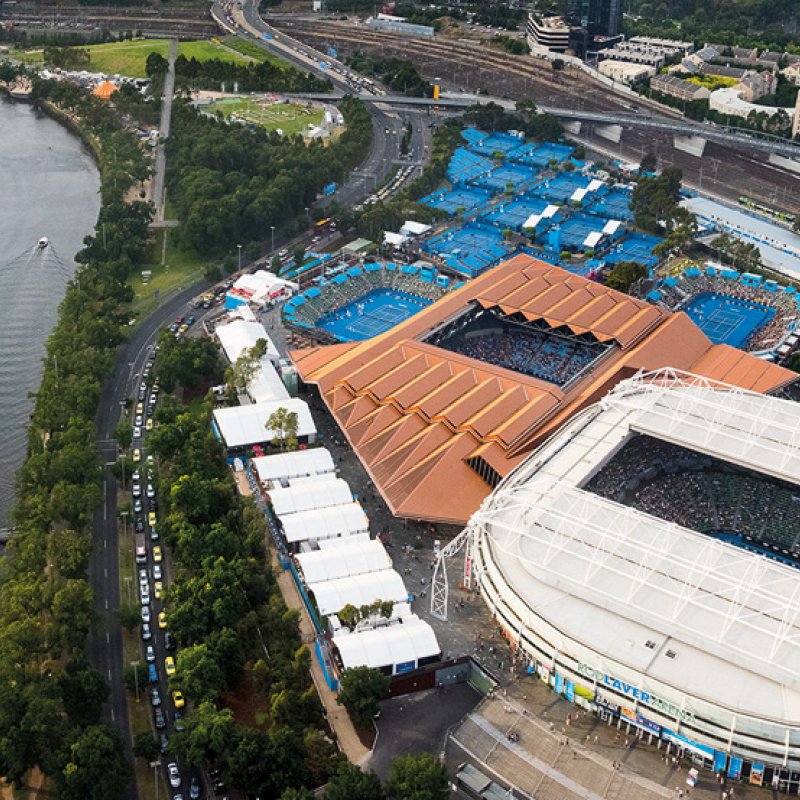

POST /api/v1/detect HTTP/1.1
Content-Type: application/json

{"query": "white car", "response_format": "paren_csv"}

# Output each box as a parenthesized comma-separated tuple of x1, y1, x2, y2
(133, 484, 142, 498)
(141, 605, 151, 624)
(146, 483, 155, 499)
(168, 763, 181, 789)
(133, 426, 142, 439)
(152, 564, 162, 581)
(135, 415, 143, 427)
(145, 645, 155, 663)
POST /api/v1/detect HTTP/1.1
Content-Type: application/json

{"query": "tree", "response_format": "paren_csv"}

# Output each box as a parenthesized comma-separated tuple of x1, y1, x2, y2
(226, 339, 269, 392)
(114, 419, 133, 450)
(552, 58, 565, 70)
(266, 406, 299, 452)
(133, 732, 160, 763)
(639, 151, 658, 174)
(293, 245, 306, 266)
(270, 255, 283, 273)
(385, 754, 449, 800)
(60, 656, 109, 728)
(175, 642, 227, 702)
(281, 789, 315, 800)
(124, 662, 147, 695)
(325, 763, 385, 800)
(55, 725, 132, 800)
(337, 666, 390, 727)
(604, 261, 647, 293)
(47, 527, 93, 579)
(794, 215, 800, 234)
(172, 701, 235, 767)
(116, 603, 142, 631)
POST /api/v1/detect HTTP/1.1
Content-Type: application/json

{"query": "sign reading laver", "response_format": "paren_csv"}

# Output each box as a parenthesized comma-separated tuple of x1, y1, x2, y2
(577, 662, 695, 725)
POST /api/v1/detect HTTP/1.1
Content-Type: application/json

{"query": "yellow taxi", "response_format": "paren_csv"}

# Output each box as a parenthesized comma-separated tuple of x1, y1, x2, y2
(136, 402, 144, 415)
(153, 581, 163, 600)
(132, 449, 141, 463)
(172, 690, 185, 708)
(146, 418, 154, 432)
(152, 545, 162, 563)
(158, 611, 168, 629)
(148, 511, 157, 527)
(165, 656, 176, 677)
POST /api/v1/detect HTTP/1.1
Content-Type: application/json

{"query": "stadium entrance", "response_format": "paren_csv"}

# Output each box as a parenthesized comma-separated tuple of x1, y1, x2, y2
(425, 304, 613, 388)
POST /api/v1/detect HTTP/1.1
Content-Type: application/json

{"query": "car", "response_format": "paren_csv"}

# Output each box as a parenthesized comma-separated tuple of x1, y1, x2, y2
(138, 568, 148, 584)
(147, 455, 155, 466)
(173, 711, 185, 732)
(186, 316, 195, 326)
(154, 581, 163, 600)
(158, 611, 168, 630)
(152, 545, 162, 563)
(149, 511, 157, 527)
(146, 483, 155, 498)
(189, 776, 201, 800)
(138, 387, 146, 401)
(146, 418, 154, 432)
(140, 587, 150, 606)
(168, 322, 179, 334)
(150, 527, 159, 542)
(153, 564, 162, 581)
(134, 498, 143, 513)
(150, 498, 159, 511)
(178, 323, 189, 334)
(154, 707, 166, 730)
(135, 414, 143, 427)
(133, 425, 142, 439)
(141, 622, 152, 641)
(132, 483, 142, 498)
(172, 690, 185, 709)
(148, 663, 158, 684)
(133, 449, 141, 463)
(168, 762, 181, 789)
(150, 687, 161, 707)
(132, 468, 141, 481)
(146, 645, 155, 662)
(159, 732, 169, 754)
(164, 631, 175, 651)
(135, 517, 145, 533)
(141, 603, 151, 621)
(136, 402, 144, 415)
(165, 656, 176, 677)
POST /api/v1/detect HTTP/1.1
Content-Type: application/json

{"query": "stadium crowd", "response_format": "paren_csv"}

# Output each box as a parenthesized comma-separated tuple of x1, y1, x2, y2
(657, 273, 797, 352)
(437, 325, 606, 387)
(585, 435, 800, 554)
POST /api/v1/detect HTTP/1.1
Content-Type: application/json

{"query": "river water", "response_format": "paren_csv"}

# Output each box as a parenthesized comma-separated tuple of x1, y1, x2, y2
(0, 99, 101, 526)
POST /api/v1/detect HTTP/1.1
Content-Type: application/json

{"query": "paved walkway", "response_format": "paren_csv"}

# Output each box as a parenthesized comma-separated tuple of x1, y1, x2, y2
(269, 549, 370, 766)
(150, 38, 178, 227)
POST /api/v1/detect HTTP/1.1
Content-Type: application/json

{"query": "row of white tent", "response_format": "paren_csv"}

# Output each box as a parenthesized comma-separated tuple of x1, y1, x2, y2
(251, 448, 441, 674)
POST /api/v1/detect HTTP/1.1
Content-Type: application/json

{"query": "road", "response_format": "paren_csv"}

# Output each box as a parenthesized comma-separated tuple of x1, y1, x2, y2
(88, 280, 208, 800)
(151, 38, 178, 225)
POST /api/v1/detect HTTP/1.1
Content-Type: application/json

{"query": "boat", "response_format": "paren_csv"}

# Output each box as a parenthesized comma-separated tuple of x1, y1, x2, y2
(37, 237, 49, 249)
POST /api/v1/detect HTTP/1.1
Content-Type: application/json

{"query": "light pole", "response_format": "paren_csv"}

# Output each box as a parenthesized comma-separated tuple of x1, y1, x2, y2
(237, 243, 242, 271)
(270, 225, 275, 253)
(131, 660, 140, 702)
(150, 760, 161, 800)
(120, 510, 129, 539)
(304, 207, 311, 227)
(125, 575, 132, 604)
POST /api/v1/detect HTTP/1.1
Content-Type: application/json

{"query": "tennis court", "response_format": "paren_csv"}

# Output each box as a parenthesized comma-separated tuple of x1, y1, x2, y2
(681, 292, 775, 348)
(316, 289, 429, 341)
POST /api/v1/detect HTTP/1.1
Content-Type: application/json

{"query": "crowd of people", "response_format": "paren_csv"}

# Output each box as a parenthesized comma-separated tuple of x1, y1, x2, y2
(438, 325, 606, 387)
(585, 435, 800, 553)
(658, 272, 798, 352)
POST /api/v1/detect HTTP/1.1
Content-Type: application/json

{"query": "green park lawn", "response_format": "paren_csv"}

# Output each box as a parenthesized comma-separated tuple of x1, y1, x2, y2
(206, 95, 324, 135)
(84, 38, 259, 78)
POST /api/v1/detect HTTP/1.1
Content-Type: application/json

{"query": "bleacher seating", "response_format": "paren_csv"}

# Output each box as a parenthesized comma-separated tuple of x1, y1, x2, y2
(585, 434, 800, 556)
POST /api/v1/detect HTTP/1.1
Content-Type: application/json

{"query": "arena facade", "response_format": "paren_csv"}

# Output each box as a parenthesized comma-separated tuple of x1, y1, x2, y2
(467, 371, 800, 787)
(291, 256, 795, 524)
(650, 264, 800, 355)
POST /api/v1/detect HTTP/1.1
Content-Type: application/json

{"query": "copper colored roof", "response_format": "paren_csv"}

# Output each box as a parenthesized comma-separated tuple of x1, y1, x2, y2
(291, 257, 796, 524)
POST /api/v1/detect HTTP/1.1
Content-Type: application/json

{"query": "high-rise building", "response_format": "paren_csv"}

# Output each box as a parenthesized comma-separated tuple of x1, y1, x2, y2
(568, 0, 623, 37)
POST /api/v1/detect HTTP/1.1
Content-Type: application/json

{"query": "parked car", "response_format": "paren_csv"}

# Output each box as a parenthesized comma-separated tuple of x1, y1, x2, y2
(146, 645, 155, 663)
(154, 708, 166, 730)
(141, 623, 152, 641)
(168, 762, 181, 789)
(150, 687, 161, 707)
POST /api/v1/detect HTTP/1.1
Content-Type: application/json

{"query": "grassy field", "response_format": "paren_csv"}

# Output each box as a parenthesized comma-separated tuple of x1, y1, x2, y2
(85, 38, 257, 78)
(206, 95, 324, 135)
(130, 229, 207, 319)
(221, 35, 286, 68)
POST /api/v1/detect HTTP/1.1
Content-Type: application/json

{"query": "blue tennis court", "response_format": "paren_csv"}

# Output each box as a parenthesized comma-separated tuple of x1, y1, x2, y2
(316, 289, 430, 342)
(681, 292, 776, 348)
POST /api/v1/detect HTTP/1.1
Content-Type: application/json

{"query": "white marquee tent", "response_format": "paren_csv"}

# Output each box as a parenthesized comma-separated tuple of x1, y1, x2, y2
(295, 539, 391, 584)
(310, 568, 408, 616)
(252, 448, 335, 486)
(269, 476, 351, 516)
(280, 502, 368, 544)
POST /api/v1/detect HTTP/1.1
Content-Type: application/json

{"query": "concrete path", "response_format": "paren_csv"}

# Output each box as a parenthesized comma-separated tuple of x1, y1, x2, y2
(151, 38, 178, 226)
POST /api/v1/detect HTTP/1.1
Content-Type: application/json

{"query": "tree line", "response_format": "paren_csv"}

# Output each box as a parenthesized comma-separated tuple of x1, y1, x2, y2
(0, 77, 153, 799)
(165, 94, 372, 256)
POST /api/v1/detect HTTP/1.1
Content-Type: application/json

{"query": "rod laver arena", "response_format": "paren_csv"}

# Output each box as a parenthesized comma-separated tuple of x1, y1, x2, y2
(466, 371, 800, 787)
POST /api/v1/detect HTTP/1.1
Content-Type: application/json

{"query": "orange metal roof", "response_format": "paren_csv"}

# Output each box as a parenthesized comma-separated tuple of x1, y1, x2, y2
(291, 256, 796, 524)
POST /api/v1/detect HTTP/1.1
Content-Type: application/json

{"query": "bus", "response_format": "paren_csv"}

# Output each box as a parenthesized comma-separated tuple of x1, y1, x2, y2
(135, 533, 147, 564)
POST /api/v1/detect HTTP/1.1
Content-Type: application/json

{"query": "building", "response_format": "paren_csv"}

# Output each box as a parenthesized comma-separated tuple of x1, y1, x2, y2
(627, 36, 694, 56)
(466, 371, 800, 787)
(650, 74, 710, 102)
(226, 270, 298, 310)
(597, 59, 655, 85)
(792, 88, 800, 141)
(290, 256, 795, 525)
(738, 70, 776, 102)
(527, 15, 571, 53)
(782, 62, 800, 85)
(568, 0, 623, 37)
(598, 43, 666, 69)
(709, 86, 792, 119)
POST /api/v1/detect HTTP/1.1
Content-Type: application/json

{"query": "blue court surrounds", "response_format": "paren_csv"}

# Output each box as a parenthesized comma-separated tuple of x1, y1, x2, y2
(316, 289, 430, 342)
(681, 292, 776, 348)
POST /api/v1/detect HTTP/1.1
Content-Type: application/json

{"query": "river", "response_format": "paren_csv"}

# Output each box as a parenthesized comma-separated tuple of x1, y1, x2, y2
(0, 98, 101, 526)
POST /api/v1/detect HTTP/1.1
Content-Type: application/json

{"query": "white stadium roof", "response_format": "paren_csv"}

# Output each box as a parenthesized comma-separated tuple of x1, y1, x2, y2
(215, 318, 279, 364)
(279, 502, 369, 543)
(269, 476, 352, 516)
(333, 615, 440, 671)
(252, 448, 335, 485)
(295, 539, 392, 583)
(473, 371, 800, 725)
(309, 568, 408, 615)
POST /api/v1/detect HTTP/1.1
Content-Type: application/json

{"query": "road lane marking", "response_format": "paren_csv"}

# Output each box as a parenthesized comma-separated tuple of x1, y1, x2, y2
(111, 708, 115, 722)
(107, 632, 110, 643)
(105, 599, 109, 609)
